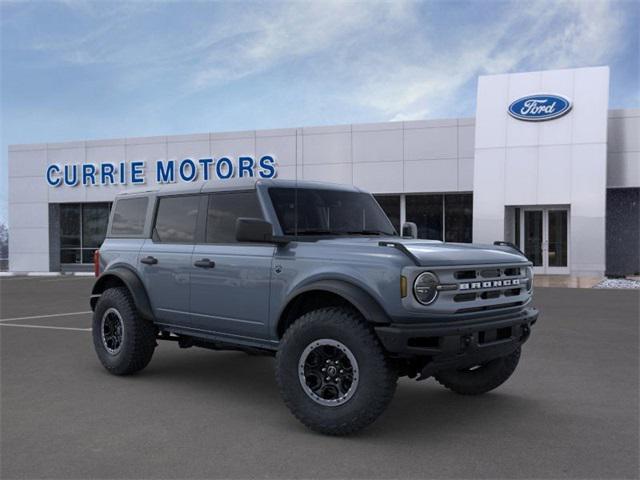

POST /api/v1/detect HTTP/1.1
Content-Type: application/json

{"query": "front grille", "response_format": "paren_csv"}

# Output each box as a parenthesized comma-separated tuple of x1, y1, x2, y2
(415, 263, 531, 314)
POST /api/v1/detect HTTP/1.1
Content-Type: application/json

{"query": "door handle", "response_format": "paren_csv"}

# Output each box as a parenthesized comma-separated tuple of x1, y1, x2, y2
(194, 258, 215, 269)
(140, 256, 158, 265)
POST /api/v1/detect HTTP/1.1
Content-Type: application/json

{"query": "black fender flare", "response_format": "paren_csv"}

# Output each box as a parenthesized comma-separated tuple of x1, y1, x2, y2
(278, 279, 391, 330)
(90, 267, 154, 321)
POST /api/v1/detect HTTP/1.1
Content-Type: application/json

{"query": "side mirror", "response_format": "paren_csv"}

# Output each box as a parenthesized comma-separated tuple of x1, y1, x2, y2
(236, 218, 288, 244)
(401, 222, 418, 239)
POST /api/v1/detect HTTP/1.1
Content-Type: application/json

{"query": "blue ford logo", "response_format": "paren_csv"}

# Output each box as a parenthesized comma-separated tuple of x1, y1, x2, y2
(508, 94, 572, 121)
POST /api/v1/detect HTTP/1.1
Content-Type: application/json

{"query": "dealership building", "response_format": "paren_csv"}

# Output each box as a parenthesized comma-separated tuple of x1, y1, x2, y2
(7, 66, 640, 276)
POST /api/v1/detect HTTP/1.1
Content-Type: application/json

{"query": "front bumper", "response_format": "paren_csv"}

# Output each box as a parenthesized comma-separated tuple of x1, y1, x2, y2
(375, 307, 538, 378)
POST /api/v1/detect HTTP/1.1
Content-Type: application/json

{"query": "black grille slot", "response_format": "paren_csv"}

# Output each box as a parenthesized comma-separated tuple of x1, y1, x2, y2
(504, 288, 521, 297)
(408, 336, 440, 349)
(480, 290, 500, 300)
(480, 269, 500, 278)
(454, 293, 476, 302)
(504, 267, 521, 276)
(455, 270, 476, 280)
(456, 301, 524, 314)
(497, 327, 512, 340)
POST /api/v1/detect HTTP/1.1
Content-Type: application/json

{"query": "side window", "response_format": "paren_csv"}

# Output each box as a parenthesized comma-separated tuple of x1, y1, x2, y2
(153, 195, 200, 243)
(110, 197, 148, 236)
(206, 191, 263, 243)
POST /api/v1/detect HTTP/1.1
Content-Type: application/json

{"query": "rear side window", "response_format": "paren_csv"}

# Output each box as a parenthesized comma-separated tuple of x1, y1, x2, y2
(206, 191, 263, 243)
(110, 197, 148, 236)
(153, 195, 200, 243)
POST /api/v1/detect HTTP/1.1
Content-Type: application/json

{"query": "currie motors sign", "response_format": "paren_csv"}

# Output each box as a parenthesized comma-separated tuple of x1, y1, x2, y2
(45, 155, 277, 187)
(508, 94, 572, 121)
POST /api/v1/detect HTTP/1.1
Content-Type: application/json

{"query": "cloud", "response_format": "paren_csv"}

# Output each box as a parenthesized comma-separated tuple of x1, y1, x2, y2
(349, 0, 626, 121)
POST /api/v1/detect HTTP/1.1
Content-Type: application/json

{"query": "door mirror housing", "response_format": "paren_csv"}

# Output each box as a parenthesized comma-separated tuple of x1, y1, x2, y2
(236, 218, 288, 244)
(401, 222, 418, 239)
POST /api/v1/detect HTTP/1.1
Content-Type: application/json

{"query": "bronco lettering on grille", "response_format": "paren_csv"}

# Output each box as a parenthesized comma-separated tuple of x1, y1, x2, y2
(459, 279, 521, 290)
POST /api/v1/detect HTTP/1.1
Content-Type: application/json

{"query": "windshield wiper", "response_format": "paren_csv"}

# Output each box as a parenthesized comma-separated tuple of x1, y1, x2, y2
(295, 229, 342, 235)
(345, 230, 393, 236)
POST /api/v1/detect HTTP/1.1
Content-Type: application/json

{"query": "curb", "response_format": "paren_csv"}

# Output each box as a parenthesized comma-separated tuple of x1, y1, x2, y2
(0, 272, 94, 277)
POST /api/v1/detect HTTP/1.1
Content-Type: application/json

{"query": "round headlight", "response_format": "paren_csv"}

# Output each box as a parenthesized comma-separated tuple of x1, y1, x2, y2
(525, 267, 534, 293)
(413, 272, 439, 305)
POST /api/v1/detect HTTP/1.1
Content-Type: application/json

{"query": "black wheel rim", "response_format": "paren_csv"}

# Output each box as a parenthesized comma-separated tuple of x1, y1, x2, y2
(298, 339, 359, 407)
(101, 308, 124, 355)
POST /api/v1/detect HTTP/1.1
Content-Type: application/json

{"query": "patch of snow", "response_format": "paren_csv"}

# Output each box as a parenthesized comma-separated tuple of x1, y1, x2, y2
(593, 278, 640, 289)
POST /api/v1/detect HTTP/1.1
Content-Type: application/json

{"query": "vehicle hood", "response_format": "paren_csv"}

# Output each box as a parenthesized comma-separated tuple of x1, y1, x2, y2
(315, 237, 528, 266)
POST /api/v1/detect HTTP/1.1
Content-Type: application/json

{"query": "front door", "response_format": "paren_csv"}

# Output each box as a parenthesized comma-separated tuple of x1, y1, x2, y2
(519, 207, 569, 274)
(189, 191, 275, 341)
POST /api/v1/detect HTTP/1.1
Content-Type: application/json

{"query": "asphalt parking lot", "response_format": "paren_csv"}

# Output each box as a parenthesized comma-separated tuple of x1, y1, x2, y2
(1, 277, 638, 479)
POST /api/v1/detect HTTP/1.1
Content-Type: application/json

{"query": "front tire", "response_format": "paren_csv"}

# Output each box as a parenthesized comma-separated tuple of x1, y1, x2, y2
(276, 307, 397, 435)
(92, 287, 157, 375)
(434, 348, 521, 395)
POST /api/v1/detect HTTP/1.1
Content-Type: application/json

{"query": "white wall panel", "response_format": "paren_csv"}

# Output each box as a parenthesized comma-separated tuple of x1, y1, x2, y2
(539, 69, 574, 146)
(9, 253, 50, 272)
(404, 126, 457, 160)
(211, 137, 255, 158)
(404, 159, 457, 192)
(538, 145, 572, 204)
(458, 157, 474, 191)
(475, 74, 509, 148)
(571, 143, 607, 217)
(256, 135, 297, 166)
(9, 202, 48, 229)
(458, 125, 475, 158)
(353, 161, 403, 193)
(8, 148, 47, 178)
(11, 176, 48, 203)
(353, 129, 402, 163)
(302, 163, 351, 184)
(504, 147, 537, 205)
(572, 67, 610, 144)
(303, 133, 351, 165)
(7, 227, 49, 254)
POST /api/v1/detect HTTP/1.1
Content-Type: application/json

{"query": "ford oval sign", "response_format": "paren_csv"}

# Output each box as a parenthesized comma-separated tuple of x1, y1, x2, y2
(508, 94, 572, 121)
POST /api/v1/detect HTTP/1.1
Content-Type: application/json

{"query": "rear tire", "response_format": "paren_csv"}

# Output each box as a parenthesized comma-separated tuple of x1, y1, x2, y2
(276, 307, 397, 435)
(434, 348, 521, 395)
(92, 287, 157, 375)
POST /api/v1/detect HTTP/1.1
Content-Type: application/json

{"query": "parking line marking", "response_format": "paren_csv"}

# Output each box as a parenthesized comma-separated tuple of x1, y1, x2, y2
(0, 311, 92, 323)
(0, 323, 91, 332)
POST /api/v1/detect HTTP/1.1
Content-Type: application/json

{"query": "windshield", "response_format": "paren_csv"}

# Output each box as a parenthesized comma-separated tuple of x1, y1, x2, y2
(269, 187, 397, 237)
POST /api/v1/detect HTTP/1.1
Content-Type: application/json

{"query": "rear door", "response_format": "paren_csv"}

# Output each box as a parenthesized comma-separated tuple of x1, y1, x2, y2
(138, 194, 204, 326)
(190, 190, 275, 340)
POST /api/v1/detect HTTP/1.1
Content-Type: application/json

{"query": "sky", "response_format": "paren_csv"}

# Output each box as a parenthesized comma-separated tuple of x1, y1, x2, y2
(0, 0, 638, 226)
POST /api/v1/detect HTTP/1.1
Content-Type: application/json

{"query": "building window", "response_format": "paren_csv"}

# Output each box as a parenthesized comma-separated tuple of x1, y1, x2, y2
(60, 203, 111, 264)
(444, 194, 473, 243)
(406, 194, 443, 240)
(405, 193, 473, 242)
(374, 195, 400, 233)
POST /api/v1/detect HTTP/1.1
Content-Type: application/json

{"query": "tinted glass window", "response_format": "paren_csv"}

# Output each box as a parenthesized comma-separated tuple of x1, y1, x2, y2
(269, 188, 396, 236)
(206, 191, 263, 243)
(82, 203, 111, 248)
(406, 194, 443, 240)
(154, 195, 200, 243)
(111, 197, 148, 236)
(60, 204, 81, 248)
(60, 202, 111, 264)
(444, 194, 472, 243)
(374, 195, 400, 233)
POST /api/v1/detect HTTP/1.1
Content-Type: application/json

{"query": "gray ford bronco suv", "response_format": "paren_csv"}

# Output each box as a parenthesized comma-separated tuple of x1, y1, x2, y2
(91, 179, 537, 435)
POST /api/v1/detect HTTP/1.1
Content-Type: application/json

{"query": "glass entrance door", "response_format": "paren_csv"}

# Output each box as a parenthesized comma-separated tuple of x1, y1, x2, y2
(519, 208, 569, 274)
